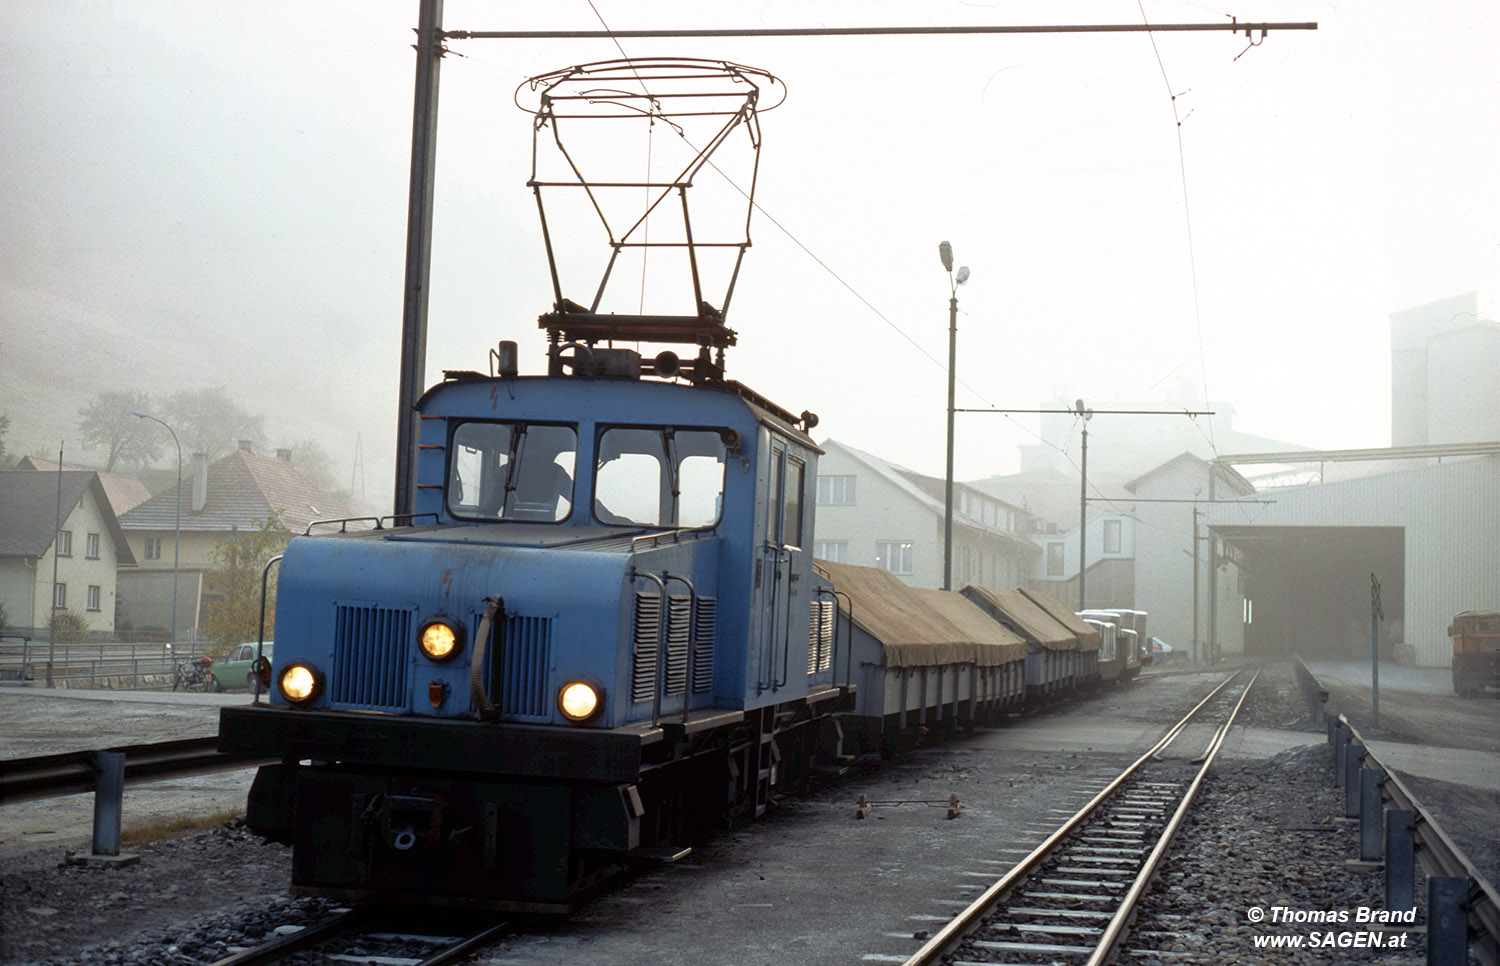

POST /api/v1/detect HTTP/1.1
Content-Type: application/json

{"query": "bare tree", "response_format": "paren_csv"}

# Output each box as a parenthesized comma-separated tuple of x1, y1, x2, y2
(161, 387, 266, 460)
(281, 437, 339, 493)
(78, 391, 164, 471)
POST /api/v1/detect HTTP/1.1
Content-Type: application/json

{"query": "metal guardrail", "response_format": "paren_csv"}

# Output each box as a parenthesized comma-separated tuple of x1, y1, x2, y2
(1296, 655, 1499, 966)
(0, 737, 266, 805)
(0, 638, 213, 689)
(0, 736, 274, 864)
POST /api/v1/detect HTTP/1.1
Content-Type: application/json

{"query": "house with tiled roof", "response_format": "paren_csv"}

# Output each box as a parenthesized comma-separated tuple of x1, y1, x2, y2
(811, 439, 1040, 591)
(115, 442, 359, 637)
(15, 457, 153, 518)
(0, 471, 136, 633)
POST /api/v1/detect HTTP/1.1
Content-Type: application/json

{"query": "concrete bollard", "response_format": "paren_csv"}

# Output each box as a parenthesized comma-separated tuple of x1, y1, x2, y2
(1386, 809, 1415, 913)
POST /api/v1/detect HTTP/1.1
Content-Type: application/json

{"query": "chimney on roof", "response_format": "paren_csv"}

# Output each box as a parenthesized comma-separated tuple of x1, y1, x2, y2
(191, 452, 208, 512)
(276, 448, 292, 463)
(238, 440, 254, 452)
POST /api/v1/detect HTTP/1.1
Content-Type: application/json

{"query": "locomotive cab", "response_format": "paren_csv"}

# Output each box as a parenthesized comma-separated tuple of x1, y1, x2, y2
(220, 359, 850, 909)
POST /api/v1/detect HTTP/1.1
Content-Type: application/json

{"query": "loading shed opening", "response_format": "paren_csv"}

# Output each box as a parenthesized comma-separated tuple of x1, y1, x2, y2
(1215, 525, 1405, 661)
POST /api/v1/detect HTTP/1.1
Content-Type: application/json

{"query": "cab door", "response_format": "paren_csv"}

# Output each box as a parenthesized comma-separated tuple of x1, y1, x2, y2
(756, 442, 805, 695)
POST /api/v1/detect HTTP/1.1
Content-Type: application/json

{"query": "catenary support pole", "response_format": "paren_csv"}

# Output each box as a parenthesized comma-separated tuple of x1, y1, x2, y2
(394, 0, 445, 517)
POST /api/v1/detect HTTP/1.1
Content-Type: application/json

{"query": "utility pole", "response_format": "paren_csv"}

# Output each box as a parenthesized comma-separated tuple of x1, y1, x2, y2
(956, 406, 1213, 612)
(1077, 405, 1090, 608)
(1192, 505, 1200, 662)
(394, 0, 445, 518)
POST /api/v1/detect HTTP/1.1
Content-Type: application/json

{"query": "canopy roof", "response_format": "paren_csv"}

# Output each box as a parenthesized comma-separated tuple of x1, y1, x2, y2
(1020, 588, 1102, 652)
(960, 586, 1079, 651)
(815, 560, 1025, 667)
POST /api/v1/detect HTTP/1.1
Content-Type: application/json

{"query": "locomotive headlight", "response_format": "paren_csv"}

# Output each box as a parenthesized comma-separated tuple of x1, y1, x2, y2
(418, 619, 463, 662)
(279, 663, 322, 704)
(557, 681, 601, 722)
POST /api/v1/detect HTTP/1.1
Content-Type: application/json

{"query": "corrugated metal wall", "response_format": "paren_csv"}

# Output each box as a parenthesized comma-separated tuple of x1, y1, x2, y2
(1205, 455, 1499, 667)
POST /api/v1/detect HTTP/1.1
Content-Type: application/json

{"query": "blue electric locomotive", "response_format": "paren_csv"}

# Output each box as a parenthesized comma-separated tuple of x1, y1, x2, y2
(219, 347, 849, 909)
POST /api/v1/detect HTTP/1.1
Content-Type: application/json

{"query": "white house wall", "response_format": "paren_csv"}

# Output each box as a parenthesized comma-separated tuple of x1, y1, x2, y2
(19, 490, 121, 632)
(815, 448, 941, 586)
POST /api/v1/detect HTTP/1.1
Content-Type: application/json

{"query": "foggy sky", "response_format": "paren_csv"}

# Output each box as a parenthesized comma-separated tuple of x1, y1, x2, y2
(3, 1, 1496, 509)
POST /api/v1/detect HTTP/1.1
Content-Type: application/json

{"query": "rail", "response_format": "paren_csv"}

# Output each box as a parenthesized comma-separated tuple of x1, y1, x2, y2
(1296, 655, 1500, 965)
(205, 904, 516, 966)
(903, 667, 1253, 965)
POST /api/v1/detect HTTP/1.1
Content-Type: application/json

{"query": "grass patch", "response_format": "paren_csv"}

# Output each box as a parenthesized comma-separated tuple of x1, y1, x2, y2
(122, 808, 245, 845)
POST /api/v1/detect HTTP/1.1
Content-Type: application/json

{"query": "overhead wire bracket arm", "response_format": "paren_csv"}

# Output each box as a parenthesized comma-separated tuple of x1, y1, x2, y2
(446, 23, 1316, 41)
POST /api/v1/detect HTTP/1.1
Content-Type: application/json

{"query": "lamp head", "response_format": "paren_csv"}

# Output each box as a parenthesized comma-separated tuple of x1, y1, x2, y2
(131, 410, 147, 419)
(938, 240, 953, 272)
(955, 266, 970, 285)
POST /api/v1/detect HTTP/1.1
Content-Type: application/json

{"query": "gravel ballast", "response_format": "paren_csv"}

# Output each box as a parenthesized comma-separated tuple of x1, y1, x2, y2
(0, 664, 1479, 964)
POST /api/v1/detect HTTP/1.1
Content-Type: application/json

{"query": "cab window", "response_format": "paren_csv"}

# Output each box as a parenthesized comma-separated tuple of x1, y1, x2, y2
(783, 457, 805, 549)
(448, 421, 577, 522)
(595, 427, 727, 528)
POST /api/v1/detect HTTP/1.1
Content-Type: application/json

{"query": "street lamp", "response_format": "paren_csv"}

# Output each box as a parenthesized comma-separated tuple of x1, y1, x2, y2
(132, 411, 180, 651)
(938, 240, 970, 591)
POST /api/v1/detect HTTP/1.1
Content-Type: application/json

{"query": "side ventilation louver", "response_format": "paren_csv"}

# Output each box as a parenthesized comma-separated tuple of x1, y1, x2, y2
(807, 598, 834, 674)
(634, 591, 717, 703)
(693, 597, 716, 693)
(632, 592, 662, 704)
(663, 595, 692, 696)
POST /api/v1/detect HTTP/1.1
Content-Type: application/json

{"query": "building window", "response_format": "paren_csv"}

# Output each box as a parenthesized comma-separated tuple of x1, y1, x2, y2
(816, 475, 856, 506)
(86, 532, 101, 559)
(53, 583, 67, 608)
(814, 541, 849, 563)
(87, 585, 102, 611)
(1047, 542, 1064, 576)
(1103, 519, 1122, 554)
(876, 541, 913, 575)
(145, 538, 162, 561)
(57, 530, 72, 557)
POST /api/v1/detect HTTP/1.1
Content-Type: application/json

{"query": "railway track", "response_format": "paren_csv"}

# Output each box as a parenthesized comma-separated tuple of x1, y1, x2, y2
(902, 666, 1258, 965)
(206, 903, 515, 966)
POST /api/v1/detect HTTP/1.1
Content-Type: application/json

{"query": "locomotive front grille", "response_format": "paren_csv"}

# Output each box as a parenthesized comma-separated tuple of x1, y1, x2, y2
(331, 603, 413, 710)
(488, 614, 553, 719)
